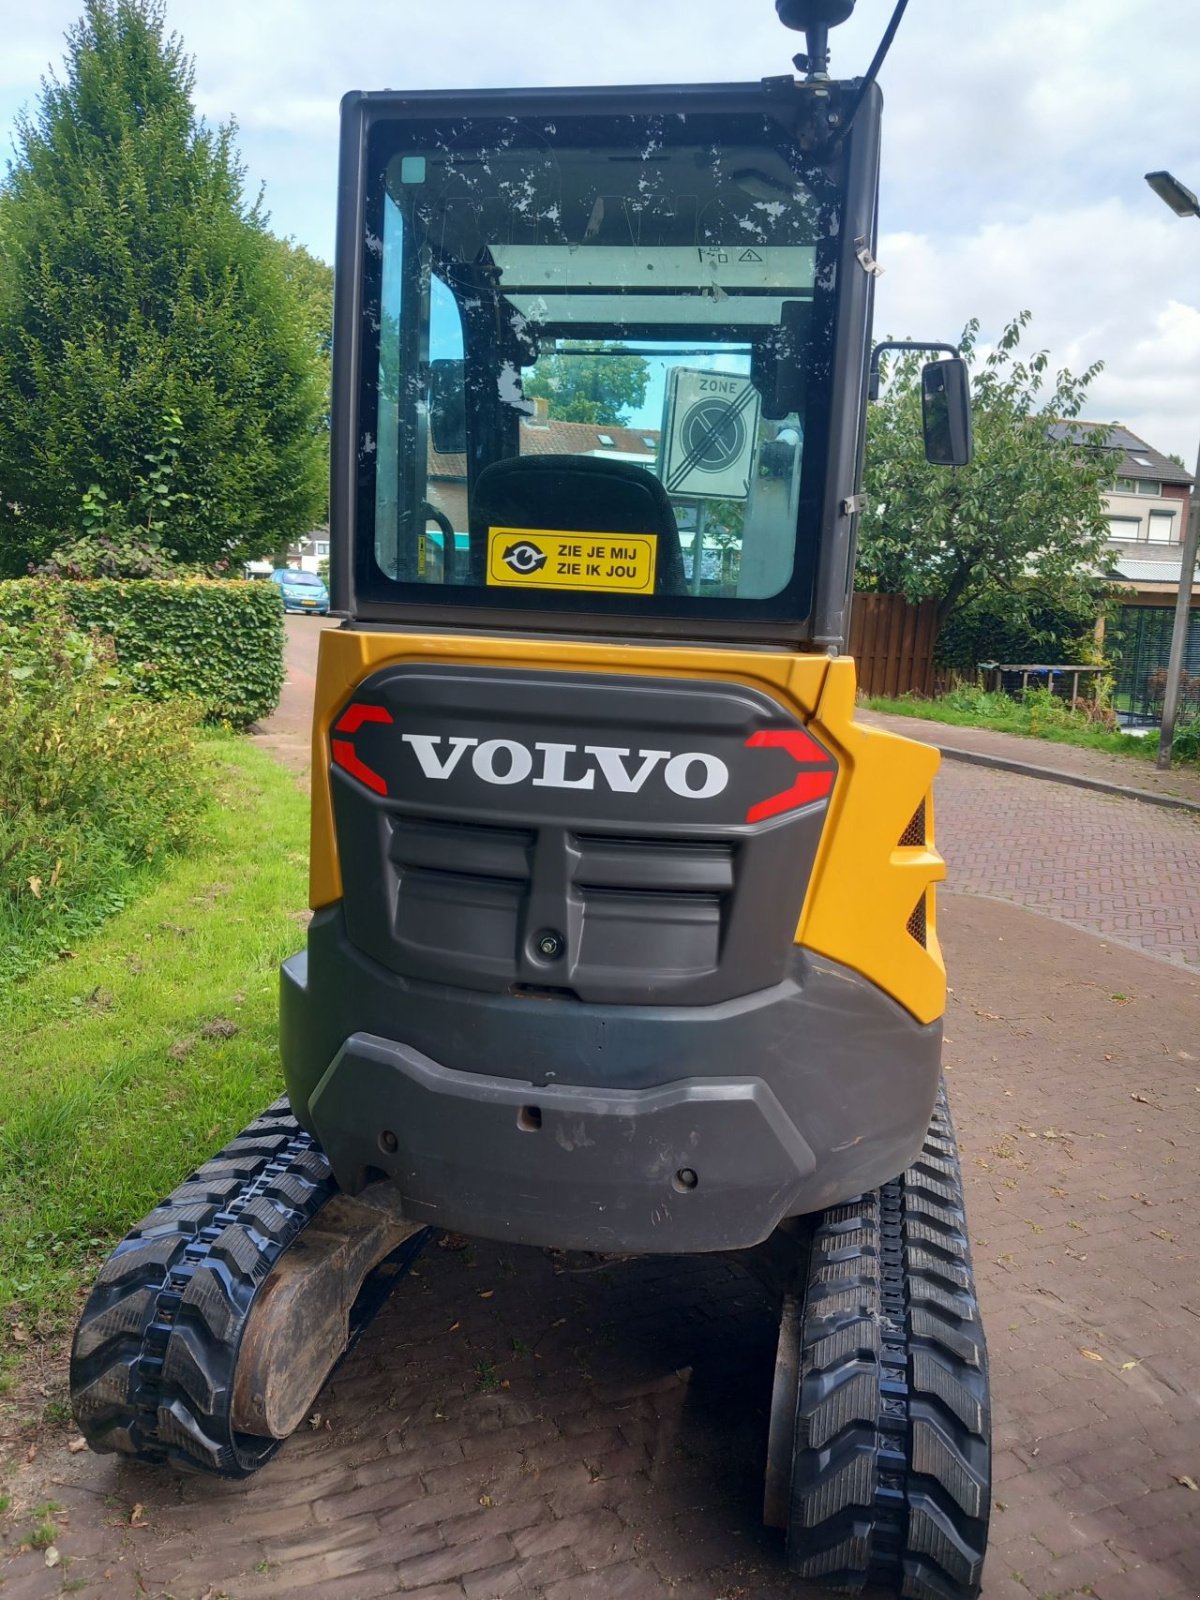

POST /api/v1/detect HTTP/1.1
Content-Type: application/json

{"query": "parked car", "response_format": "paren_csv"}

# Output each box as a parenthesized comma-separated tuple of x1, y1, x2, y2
(271, 568, 330, 614)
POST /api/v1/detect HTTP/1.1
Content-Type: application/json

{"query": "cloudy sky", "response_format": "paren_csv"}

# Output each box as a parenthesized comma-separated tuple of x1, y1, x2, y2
(3, 0, 1199, 463)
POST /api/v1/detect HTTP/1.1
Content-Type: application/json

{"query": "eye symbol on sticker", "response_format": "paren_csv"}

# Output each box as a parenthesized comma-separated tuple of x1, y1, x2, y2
(501, 540, 548, 576)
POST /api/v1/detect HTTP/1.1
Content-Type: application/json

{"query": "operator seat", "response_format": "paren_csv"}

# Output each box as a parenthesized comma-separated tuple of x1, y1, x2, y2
(469, 454, 686, 595)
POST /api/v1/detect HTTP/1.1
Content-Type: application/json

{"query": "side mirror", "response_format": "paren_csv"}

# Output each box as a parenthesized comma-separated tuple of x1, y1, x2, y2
(922, 357, 973, 467)
(429, 359, 466, 455)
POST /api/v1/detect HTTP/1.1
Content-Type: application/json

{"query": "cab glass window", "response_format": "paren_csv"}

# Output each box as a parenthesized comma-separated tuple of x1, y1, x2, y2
(358, 110, 841, 622)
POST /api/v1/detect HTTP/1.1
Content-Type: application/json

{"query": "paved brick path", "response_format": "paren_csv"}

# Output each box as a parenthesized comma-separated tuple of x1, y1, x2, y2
(4, 897, 1197, 1600)
(3, 662, 1199, 1600)
(936, 761, 1200, 967)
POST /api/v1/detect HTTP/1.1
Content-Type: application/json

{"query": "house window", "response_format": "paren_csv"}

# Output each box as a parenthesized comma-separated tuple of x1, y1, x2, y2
(315, 541, 330, 558)
(1106, 516, 1141, 541)
(1147, 511, 1175, 544)
(1114, 477, 1163, 496)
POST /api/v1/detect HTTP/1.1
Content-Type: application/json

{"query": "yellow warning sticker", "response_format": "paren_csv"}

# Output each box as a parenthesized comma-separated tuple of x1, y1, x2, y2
(487, 527, 657, 594)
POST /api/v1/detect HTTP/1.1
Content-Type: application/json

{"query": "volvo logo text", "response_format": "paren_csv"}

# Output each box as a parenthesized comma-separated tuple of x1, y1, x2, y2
(399, 735, 729, 799)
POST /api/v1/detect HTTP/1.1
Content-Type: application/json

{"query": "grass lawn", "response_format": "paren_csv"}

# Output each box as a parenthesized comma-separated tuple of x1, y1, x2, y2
(864, 690, 1157, 761)
(0, 735, 310, 1344)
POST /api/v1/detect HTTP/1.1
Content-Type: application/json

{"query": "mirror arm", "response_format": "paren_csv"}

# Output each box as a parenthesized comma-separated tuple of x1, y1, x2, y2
(868, 339, 961, 401)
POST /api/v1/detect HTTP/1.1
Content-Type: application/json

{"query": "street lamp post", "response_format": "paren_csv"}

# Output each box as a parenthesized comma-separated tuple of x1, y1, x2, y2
(1144, 171, 1200, 769)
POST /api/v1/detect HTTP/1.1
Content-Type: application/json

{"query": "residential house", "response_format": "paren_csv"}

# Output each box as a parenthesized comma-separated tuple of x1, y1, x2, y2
(1050, 422, 1197, 723)
(286, 531, 330, 574)
(428, 400, 660, 532)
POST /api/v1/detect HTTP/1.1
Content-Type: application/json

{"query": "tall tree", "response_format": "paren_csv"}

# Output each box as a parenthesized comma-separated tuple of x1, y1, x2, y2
(859, 313, 1116, 653)
(274, 237, 333, 432)
(0, 0, 326, 574)
(525, 342, 650, 425)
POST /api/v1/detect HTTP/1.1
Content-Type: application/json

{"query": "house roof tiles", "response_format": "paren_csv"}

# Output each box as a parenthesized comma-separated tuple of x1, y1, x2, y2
(1048, 421, 1194, 486)
(430, 418, 660, 480)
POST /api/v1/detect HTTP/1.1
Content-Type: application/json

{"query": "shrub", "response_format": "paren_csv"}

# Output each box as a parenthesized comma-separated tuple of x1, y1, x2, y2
(939, 683, 1009, 718)
(0, 602, 203, 985)
(934, 583, 1105, 670)
(1173, 715, 1200, 764)
(0, 578, 284, 729)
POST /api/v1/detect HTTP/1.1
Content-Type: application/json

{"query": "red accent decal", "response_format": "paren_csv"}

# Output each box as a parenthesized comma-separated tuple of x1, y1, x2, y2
(335, 703, 394, 734)
(744, 729, 835, 824)
(332, 738, 388, 796)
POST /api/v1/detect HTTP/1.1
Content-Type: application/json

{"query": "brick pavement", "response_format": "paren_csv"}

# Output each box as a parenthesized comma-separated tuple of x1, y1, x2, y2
(4, 901, 1197, 1598)
(3, 671, 1199, 1599)
(936, 761, 1200, 967)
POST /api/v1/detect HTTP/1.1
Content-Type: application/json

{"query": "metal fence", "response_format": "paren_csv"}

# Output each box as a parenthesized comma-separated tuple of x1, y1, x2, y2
(1111, 605, 1200, 726)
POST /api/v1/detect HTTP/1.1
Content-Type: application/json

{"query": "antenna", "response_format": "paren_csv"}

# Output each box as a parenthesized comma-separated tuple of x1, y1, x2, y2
(775, 0, 857, 79)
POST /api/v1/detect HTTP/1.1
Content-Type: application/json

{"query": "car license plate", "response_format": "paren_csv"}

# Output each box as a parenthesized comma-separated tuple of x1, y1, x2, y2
(302, 599, 316, 606)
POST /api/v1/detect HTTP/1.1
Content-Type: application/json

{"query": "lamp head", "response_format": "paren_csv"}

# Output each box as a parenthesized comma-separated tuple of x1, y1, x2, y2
(1145, 170, 1200, 219)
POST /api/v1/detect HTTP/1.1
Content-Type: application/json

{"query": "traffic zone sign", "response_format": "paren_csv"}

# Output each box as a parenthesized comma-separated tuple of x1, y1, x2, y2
(661, 368, 761, 500)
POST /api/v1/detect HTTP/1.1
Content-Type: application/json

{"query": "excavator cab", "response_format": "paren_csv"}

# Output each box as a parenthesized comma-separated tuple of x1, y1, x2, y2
(337, 82, 849, 636)
(71, 16, 991, 1598)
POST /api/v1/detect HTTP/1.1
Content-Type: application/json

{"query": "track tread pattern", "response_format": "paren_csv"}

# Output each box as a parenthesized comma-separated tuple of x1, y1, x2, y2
(786, 1082, 990, 1598)
(69, 1099, 337, 1477)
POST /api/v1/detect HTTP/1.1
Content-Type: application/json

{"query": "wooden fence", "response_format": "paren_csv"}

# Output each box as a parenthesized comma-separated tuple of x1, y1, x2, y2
(848, 592, 939, 699)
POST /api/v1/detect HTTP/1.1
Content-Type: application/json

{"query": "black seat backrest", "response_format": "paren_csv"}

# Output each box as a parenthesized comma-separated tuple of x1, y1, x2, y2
(469, 455, 686, 595)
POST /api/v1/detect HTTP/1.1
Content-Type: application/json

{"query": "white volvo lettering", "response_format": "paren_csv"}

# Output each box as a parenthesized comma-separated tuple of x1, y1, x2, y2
(398, 732, 730, 800)
(472, 739, 533, 785)
(664, 752, 729, 799)
(583, 746, 670, 793)
(401, 733, 477, 778)
(532, 742, 595, 789)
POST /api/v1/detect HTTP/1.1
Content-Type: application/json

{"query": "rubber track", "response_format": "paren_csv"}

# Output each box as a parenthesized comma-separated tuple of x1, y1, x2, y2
(787, 1082, 990, 1597)
(70, 1099, 338, 1476)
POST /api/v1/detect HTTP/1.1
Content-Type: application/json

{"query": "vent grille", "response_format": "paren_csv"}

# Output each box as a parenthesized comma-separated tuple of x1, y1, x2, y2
(906, 893, 927, 948)
(898, 800, 926, 848)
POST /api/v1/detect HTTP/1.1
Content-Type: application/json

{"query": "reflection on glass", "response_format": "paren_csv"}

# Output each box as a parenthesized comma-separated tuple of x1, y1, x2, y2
(366, 111, 838, 608)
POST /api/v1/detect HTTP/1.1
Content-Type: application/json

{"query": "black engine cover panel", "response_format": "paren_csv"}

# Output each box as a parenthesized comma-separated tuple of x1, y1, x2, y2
(329, 666, 835, 1006)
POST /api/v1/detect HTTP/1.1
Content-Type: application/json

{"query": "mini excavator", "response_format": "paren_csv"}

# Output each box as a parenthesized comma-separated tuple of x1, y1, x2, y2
(72, 4, 990, 1591)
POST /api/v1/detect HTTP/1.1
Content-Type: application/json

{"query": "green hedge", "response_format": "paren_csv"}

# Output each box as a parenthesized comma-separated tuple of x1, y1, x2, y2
(934, 584, 1103, 670)
(0, 578, 284, 728)
(0, 609, 204, 986)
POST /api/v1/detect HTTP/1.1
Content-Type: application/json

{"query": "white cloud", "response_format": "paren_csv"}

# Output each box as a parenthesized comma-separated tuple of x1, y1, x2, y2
(876, 201, 1200, 462)
(1, 0, 1198, 462)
